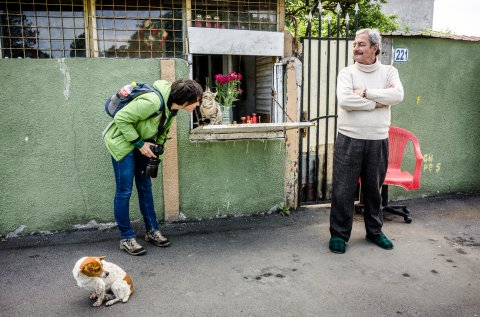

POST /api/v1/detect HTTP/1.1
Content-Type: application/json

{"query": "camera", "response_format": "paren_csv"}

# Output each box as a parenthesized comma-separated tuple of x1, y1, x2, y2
(144, 144, 164, 178)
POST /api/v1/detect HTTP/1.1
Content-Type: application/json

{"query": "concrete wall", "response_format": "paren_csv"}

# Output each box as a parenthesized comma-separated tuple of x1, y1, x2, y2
(0, 58, 285, 237)
(388, 36, 480, 199)
(381, 0, 435, 32)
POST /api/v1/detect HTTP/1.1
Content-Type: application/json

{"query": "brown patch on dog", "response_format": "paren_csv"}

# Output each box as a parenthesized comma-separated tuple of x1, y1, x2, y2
(124, 273, 134, 293)
(80, 256, 106, 277)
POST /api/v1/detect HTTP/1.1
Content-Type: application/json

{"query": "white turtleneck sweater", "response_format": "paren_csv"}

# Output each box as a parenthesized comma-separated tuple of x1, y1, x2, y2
(336, 59, 404, 140)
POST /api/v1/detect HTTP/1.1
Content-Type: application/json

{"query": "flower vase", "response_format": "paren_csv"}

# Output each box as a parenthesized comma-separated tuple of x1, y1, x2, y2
(221, 106, 233, 125)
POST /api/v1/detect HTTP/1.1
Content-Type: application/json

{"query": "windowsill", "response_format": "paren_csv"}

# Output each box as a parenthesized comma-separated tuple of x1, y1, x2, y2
(189, 122, 314, 142)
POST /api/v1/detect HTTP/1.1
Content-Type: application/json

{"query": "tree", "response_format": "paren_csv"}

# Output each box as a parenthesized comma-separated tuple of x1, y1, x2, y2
(286, 0, 399, 38)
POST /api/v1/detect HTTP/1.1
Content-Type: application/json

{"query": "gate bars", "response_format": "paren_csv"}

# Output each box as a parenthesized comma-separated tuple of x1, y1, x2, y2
(298, 2, 358, 204)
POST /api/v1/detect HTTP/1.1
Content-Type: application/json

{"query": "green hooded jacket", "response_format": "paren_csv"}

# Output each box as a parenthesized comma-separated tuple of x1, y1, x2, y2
(103, 80, 176, 161)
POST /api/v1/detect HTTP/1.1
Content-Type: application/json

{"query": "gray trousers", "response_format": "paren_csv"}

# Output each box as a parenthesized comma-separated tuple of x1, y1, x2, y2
(329, 133, 388, 241)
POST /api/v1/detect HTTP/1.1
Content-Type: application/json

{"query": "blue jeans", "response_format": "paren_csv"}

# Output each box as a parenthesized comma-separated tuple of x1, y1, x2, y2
(111, 151, 159, 239)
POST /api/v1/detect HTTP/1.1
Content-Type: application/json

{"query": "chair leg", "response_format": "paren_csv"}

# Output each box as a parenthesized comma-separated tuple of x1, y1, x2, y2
(355, 183, 364, 214)
(381, 186, 412, 223)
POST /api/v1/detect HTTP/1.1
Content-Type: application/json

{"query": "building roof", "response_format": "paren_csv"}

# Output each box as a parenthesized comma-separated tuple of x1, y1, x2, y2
(382, 31, 480, 42)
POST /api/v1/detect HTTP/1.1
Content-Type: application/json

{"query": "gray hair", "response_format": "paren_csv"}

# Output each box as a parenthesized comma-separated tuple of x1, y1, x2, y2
(356, 28, 381, 56)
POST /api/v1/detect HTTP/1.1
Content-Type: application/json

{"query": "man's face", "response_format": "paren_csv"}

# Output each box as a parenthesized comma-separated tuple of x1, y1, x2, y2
(353, 32, 378, 65)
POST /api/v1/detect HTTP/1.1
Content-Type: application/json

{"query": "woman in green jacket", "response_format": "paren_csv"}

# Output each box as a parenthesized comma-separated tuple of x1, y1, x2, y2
(104, 79, 203, 256)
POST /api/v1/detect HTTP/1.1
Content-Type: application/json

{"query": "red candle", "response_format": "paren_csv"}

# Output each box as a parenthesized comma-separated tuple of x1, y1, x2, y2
(205, 15, 212, 28)
(195, 15, 202, 27)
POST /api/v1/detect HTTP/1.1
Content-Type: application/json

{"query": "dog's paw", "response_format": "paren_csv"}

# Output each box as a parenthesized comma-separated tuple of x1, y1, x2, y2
(105, 299, 120, 306)
(89, 293, 97, 300)
(92, 300, 103, 307)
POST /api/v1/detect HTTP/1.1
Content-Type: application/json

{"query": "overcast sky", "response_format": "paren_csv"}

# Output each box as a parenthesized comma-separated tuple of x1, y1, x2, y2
(432, 0, 480, 36)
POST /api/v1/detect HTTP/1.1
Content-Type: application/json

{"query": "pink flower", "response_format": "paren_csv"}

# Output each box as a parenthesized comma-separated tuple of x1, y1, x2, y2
(215, 74, 227, 84)
(214, 71, 243, 107)
(228, 71, 243, 81)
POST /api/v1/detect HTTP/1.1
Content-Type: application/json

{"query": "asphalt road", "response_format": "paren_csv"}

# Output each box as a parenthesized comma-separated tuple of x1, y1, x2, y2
(1, 193, 479, 317)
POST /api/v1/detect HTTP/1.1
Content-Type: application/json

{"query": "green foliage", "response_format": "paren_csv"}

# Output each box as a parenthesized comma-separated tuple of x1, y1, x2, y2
(285, 0, 399, 38)
(277, 203, 291, 216)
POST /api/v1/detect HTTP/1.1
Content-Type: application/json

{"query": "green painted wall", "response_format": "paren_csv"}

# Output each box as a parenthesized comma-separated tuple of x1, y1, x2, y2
(1, 37, 477, 236)
(178, 131, 285, 219)
(0, 59, 165, 236)
(389, 37, 480, 199)
(0, 58, 285, 237)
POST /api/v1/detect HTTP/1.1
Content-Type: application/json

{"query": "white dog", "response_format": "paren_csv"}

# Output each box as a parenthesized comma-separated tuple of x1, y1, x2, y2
(72, 256, 134, 307)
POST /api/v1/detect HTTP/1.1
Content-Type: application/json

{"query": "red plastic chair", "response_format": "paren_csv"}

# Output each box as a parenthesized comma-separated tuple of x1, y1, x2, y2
(381, 126, 424, 223)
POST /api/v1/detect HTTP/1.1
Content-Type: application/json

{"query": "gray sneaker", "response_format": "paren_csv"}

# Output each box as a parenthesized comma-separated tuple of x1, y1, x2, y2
(145, 230, 171, 247)
(120, 238, 146, 256)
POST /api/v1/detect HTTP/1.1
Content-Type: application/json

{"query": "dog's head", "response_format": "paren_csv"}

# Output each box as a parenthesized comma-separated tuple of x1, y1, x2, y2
(79, 256, 109, 278)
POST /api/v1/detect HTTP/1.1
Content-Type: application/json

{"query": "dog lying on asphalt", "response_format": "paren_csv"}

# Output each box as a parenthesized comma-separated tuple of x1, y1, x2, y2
(72, 256, 134, 307)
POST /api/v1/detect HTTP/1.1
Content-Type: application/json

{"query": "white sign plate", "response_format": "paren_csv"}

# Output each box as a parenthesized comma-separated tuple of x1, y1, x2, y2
(188, 27, 284, 56)
(394, 48, 409, 62)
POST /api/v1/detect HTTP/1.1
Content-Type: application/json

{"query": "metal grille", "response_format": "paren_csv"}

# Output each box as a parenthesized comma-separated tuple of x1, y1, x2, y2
(0, 0, 86, 58)
(95, 0, 184, 58)
(192, 0, 277, 31)
(299, 5, 358, 204)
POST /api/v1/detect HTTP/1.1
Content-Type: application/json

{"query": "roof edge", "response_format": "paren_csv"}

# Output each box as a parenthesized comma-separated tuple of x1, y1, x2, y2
(382, 31, 480, 42)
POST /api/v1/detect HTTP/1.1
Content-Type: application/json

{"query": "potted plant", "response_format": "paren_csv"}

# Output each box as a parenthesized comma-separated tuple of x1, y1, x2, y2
(214, 71, 242, 123)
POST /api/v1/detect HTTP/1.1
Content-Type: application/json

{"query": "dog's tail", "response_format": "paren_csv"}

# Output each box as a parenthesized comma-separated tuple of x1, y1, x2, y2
(124, 274, 134, 293)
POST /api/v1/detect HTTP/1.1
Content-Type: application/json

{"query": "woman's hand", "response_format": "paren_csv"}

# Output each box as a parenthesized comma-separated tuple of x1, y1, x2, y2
(139, 142, 157, 158)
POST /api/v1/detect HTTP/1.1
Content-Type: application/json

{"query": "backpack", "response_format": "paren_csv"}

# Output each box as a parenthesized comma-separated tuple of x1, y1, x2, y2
(104, 82, 164, 118)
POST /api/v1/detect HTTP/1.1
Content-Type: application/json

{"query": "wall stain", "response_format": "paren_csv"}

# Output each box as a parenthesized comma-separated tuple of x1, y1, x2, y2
(57, 58, 71, 100)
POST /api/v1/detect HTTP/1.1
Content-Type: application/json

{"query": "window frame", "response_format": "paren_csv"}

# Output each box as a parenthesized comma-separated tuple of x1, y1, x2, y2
(0, 0, 87, 58)
(189, 54, 312, 141)
(0, 0, 186, 59)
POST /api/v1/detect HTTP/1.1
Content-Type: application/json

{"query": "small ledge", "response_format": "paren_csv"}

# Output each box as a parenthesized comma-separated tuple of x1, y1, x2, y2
(189, 122, 313, 142)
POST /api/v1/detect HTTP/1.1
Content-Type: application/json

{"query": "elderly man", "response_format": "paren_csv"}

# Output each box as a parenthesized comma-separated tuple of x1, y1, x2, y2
(329, 28, 404, 254)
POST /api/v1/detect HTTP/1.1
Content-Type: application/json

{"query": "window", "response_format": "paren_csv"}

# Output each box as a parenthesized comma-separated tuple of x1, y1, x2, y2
(0, 0, 86, 58)
(189, 51, 313, 140)
(191, 0, 278, 32)
(192, 54, 279, 127)
(95, 0, 183, 58)
(0, 0, 183, 59)
(186, 0, 286, 133)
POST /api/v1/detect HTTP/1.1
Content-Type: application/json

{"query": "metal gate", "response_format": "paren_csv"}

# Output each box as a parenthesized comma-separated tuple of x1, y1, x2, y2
(298, 5, 358, 204)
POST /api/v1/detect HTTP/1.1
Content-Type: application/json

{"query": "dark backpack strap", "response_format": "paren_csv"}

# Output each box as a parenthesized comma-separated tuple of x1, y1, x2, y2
(143, 84, 165, 119)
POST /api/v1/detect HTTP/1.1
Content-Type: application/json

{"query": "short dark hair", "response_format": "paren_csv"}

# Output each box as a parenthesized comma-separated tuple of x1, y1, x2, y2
(170, 79, 203, 105)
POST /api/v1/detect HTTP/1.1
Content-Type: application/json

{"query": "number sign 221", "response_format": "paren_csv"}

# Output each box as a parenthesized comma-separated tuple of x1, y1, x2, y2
(394, 48, 408, 62)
